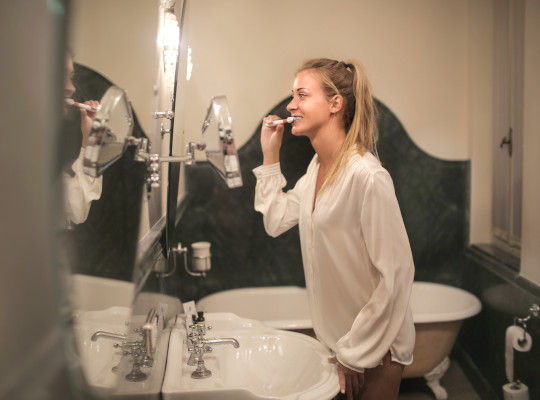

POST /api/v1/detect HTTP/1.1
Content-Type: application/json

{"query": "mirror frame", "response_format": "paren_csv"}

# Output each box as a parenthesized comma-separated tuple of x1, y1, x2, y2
(163, 0, 187, 271)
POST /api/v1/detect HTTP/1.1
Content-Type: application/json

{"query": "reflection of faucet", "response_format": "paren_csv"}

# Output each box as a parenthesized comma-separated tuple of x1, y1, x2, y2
(201, 338, 240, 348)
(186, 312, 240, 379)
(91, 331, 127, 342)
(139, 308, 157, 368)
(90, 308, 158, 382)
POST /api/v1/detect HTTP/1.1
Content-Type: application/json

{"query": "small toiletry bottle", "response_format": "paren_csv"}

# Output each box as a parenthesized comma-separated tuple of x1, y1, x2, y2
(196, 311, 205, 334)
(197, 311, 205, 323)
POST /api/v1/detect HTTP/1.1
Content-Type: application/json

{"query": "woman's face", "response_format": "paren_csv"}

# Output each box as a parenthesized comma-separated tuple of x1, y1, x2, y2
(64, 54, 76, 115)
(64, 54, 76, 99)
(287, 69, 334, 138)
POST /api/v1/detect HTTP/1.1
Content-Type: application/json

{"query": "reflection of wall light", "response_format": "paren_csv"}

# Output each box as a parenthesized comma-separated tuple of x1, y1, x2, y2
(186, 47, 193, 81)
(162, 9, 179, 84)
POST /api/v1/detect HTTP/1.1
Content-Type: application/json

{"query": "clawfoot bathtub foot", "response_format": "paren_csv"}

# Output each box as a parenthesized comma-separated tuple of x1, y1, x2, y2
(424, 356, 450, 400)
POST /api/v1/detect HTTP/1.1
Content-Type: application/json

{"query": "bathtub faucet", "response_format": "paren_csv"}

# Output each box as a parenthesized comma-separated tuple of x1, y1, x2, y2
(186, 312, 240, 379)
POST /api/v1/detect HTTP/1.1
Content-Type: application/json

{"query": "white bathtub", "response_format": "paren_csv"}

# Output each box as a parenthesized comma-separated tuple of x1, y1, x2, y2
(197, 282, 481, 328)
(197, 286, 312, 330)
(197, 282, 482, 400)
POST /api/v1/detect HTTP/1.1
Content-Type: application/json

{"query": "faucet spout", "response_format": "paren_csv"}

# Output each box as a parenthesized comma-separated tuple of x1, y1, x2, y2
(91, 331, 127, 342)
(202, 338, 240, 348)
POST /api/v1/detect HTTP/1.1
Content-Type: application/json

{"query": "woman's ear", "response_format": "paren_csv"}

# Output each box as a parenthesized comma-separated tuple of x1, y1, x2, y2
(330, 95, 344, 114)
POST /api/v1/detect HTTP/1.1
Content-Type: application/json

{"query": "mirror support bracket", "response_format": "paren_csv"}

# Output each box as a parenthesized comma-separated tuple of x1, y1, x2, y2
(160, 142, 206, 165)
(132, 141, 207, 191)
(125, 137, 206, 191)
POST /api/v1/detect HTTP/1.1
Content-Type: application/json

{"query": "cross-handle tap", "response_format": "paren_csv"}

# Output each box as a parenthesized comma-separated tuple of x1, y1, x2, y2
(187, 325, 211, 366)
(187, 336, 240, 379)
(184, 312, 240, 378)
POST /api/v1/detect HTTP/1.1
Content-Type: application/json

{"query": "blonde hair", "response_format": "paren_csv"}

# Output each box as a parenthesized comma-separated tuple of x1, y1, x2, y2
(297, 58, 378, 191)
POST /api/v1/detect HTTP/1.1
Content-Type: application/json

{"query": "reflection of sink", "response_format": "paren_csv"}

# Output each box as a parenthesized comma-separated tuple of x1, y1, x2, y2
(73, 306, 170, 399)
(73, 306, 130, 397)
(70, 274, 134, 311)
(162, 313, 339, 400)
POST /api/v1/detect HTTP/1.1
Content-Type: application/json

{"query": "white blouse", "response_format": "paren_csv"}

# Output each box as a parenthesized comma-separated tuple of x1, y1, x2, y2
(63, 148, 103, 225)
(253, 152, 415, 372)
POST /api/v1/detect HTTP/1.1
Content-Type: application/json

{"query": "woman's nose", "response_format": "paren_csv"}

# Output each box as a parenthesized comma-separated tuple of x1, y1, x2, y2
(286, 98, 296, 112)
(65, 78, 75, 98)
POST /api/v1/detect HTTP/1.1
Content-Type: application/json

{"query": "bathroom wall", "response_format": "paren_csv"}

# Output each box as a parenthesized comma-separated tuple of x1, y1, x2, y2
(177, 0, 540, 287)
(181, 0, 470, 160)
(520, 0, 540, 284)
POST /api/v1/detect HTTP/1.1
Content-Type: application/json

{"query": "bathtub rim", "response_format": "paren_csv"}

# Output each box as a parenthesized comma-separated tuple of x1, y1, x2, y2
(197, 281, 483, 327)
(197, 286, 313, 330)
(411, 281, 482, 323)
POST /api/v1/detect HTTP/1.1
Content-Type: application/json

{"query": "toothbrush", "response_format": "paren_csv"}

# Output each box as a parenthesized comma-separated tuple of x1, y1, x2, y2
(265, 117, 301, 127)
(64, 98, 101, 112)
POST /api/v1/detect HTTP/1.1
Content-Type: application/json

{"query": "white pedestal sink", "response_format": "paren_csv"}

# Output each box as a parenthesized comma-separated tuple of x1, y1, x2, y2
(161, 313, 339, 400)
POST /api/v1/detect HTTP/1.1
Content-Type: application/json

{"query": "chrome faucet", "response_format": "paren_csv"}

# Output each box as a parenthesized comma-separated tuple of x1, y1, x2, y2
(186, 312, 240, 379)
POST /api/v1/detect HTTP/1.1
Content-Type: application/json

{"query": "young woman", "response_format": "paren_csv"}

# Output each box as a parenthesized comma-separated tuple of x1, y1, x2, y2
(62, 51, 102, 225)
(253, 58, 415, 400)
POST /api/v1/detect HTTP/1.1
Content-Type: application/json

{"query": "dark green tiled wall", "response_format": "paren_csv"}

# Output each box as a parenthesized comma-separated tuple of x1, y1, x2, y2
(460, 246, 540, 399)
(170, 97, 470, 301)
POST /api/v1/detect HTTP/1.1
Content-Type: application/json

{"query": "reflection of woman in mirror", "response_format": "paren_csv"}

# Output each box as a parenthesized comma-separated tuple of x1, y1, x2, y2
(61, 51, 102, 225)
(254, 59, 415, 400)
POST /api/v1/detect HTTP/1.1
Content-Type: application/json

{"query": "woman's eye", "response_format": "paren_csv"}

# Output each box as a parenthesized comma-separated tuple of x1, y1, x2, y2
(291, 92, 307, 100)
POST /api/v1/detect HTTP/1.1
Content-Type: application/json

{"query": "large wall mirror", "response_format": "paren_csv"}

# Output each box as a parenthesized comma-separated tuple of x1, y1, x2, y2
(60, 0, 185, 397)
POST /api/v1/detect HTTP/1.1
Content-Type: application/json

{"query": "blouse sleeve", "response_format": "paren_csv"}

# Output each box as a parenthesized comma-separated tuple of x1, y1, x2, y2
(253, 163, 304, 237)
(335, 170, 415, 371)
(63, 148, 103, 224)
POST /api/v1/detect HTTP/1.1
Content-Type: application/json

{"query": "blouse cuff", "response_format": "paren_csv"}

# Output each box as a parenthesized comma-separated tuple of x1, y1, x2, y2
(252, 163, 281, 179)
(77, 147, 86, 161)
(336, 354, 365, 374)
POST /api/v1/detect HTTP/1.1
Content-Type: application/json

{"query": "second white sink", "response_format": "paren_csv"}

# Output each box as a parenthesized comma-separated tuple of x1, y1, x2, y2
(162, 313, 338, 400)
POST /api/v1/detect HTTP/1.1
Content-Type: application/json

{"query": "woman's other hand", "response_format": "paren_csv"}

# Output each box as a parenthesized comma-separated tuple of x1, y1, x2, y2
(328, 356, 364, 400)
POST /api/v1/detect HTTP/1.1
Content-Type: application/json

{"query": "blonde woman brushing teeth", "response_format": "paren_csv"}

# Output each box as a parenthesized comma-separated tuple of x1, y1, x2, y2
(254, 58, 415, 400)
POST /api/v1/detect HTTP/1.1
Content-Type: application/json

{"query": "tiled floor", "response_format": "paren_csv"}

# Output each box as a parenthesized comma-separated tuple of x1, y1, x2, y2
(399, 360, 481, 400)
